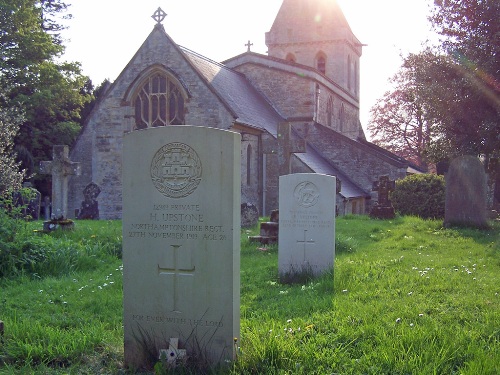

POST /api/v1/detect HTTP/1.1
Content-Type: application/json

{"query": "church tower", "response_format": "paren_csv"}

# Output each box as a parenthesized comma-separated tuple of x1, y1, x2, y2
(265, 0, 362, 97)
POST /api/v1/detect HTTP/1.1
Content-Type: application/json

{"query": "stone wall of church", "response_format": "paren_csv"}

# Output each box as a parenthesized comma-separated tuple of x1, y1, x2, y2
(234, 65, 315, 121)
(295, 123, 408, 207)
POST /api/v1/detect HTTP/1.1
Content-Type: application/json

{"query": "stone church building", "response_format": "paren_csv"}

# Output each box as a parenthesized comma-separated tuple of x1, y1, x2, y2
(68, 0, 421, 220)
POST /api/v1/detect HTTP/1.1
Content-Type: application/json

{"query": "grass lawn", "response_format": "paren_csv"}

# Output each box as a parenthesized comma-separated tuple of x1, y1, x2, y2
(0, 216, 499, 374)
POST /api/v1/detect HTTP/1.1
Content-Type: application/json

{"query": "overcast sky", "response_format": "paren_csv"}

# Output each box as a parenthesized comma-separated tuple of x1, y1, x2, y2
(60, 0, 437, 137)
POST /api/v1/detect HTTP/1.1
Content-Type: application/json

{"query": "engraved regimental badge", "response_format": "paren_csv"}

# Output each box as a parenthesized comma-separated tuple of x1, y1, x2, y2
(294, 181, 319, 207)
(151, 142, 202, 198)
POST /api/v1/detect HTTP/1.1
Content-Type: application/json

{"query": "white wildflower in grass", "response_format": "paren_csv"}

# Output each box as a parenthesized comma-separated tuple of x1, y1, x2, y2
(287, 319, 292, 323)
(342, 289, 348, 293)
(279, 290, 288, 295)
(408, 292, 413, 296)
(419, 313, 424, 317)
(410, 323, 414, 327)
(395, 318, 401, 323)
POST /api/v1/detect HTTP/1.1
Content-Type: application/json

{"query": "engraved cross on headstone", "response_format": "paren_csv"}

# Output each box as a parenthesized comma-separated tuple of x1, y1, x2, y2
(245, 40, 253, 52)
(372, 175, 395, 207)
(158, 244, 196, 313)
(40, 145, 81, 220)
(262, 122, 306, 176)
(297, 229, 315, 262)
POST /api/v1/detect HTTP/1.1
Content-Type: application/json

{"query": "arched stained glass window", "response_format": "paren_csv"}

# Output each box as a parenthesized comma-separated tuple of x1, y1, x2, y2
(134, 73, 185, 129)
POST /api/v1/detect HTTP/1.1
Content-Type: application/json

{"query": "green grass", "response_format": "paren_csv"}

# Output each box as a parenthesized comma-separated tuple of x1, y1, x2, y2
(0, 216, 499, 374)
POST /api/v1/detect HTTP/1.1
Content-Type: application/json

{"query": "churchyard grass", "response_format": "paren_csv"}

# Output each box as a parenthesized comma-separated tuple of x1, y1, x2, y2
(0, 216, 499, 373)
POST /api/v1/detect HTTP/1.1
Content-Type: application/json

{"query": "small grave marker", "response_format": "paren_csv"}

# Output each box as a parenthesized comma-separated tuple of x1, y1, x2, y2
(444, 155, 488, 228)
(370, 175, 396, 219)
(278, 173, 336, 280)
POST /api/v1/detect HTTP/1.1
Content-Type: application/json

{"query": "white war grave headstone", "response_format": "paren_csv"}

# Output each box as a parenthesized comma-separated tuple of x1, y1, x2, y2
(278, 173, 336, 280)
(122, 126, 241, 370)
(40, 145, 81, 230)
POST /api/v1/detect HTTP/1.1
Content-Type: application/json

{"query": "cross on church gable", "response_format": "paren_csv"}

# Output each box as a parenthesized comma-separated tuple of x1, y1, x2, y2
(372, 175, 395, 206)
(152, 7, 167, 24)
(40, 145, 81, 220)
(157, 244, 196, 313)
(262, 123, 306, 176)
(245, 40, 253, 52)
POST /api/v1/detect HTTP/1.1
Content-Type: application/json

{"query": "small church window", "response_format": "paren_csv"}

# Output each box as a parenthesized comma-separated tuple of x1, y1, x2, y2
(317, 55, 326, 74)
(339, 103, 345, 132)
(327, 96, 334, 128)
(246, 144, 252, 185)
(347, 55, 352, 91)
(134, 73, 185, 129)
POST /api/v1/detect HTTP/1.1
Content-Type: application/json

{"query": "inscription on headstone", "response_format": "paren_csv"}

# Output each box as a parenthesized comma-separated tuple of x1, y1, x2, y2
(122, 126, 240, 370)
(278, 173, 336, 280)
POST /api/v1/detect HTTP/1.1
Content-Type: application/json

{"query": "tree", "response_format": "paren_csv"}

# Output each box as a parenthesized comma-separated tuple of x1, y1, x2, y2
(368, 50, 439, 169)
(369, 0, 500, 163)
(0, 0, 91, 175)
(428, 0, 500, 160)
(0, 88, 25, 194)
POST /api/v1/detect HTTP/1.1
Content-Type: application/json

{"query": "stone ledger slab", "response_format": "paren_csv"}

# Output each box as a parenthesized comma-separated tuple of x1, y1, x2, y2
(278, 173, 336, 278)
(122, 126, 240, 369)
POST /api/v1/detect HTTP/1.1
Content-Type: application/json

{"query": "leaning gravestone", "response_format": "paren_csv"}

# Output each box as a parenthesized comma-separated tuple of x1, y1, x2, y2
(278, 173, 336, 280)
(122, 126, 240, 370)
(444, 155, 488, 228)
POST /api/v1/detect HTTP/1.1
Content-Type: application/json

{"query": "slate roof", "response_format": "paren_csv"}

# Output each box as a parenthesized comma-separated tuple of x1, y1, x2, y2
(181, 47, 284, 134)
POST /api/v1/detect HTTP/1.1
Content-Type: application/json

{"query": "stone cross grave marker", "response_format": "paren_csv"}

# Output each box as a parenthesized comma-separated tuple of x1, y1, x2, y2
(40, 145, 81, 220)
(444, 155, 488, 228)
(122, 126, 240, 369)
(278, 173, 336, 280)
(262, 122, 306, 176)
(370, 175, 396, 219)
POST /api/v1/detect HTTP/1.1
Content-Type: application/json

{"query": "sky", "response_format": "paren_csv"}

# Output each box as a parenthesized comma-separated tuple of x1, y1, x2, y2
(59, 0, 438, 137)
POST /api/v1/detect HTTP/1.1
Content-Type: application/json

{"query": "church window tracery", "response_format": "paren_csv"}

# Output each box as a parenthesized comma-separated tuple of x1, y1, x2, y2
(134, 73, 185, 129)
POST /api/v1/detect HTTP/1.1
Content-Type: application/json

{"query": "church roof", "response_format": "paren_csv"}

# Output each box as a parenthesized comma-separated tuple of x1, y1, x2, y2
(266, 0, 360, 48)
(181, 47, 285, 133)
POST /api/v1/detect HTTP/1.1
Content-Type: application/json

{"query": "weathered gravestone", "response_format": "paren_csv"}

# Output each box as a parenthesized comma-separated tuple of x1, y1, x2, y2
(12, 185, 41, 220)
(122, 126, 240, 370)
(370, 175, 396, 219)
(278, 173, 336, 280)
(444, 155, 488, 228)
(77, 182, 101, 220)
(241, 202, 259, 228)
(40, 145, 81, 230)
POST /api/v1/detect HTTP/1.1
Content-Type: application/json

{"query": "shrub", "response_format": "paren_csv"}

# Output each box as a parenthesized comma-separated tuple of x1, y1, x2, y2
(391, 174, 445, 219)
